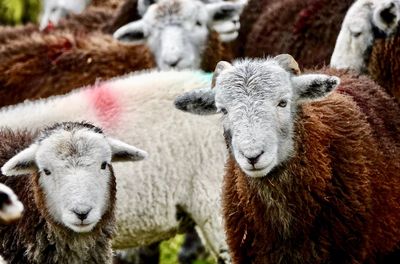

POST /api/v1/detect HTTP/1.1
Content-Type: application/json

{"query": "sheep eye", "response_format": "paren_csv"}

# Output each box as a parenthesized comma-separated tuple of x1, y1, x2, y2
(101, 162, 107, 170)
(278, 100, 288, 108)
(352, 32, 362, 38)
(219, 108, 228, 115)
(43, 169, 51, 176)
(196, 21, 202, 26)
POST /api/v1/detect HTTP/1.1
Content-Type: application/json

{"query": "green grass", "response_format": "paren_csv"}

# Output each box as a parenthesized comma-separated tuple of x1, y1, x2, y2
(160, 235, 216, 264)
(0, 0, 41, 25)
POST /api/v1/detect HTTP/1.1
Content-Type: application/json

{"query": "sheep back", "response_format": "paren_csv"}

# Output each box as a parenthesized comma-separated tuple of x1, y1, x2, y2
(368, 34, 400, 104)
(244, 0, 353, 68)
(0, 32, 155, 107)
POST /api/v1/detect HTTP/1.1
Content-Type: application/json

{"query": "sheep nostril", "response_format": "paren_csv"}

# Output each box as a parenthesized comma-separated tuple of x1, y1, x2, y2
(167, 58, 181, 68)
(73, 209, 92, 221)
(246, 151, 265, 166)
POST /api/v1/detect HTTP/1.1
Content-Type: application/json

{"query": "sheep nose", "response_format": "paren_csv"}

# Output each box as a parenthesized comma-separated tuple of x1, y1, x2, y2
(246, 151, 264, 166)
(73, 209, 91, 221)
(166, 58, 182, 68)
(0, 192, 11, 207)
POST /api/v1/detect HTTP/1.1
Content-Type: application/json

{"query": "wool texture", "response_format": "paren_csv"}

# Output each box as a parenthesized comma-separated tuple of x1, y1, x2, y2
(243, 0, 354, 68)
(0, 31, 154, 107)
(223, 68, 400, 264)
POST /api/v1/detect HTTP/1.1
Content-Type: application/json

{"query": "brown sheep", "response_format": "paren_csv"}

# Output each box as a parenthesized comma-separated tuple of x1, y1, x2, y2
(0, 31, 154, 107)
(243, 0, 354, 68)
(0, 122, 147, 264)
(174, 56, 400, 263)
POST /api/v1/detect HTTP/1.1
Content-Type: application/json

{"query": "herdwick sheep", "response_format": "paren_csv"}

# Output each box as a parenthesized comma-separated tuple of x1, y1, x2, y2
(174, 56, 400, 263)
(0, 183, 23, 224)
(330, 0, 400, 102)
(0, 122, 147, 264)
(0, 31, 154, 108)
(242, 0, 354, 68)
(113, 0, 245, 71)
(0, 70, 231, 263)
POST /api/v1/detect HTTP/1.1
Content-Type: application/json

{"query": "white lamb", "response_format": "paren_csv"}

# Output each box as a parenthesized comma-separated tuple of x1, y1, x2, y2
(0, 70, 229, 263)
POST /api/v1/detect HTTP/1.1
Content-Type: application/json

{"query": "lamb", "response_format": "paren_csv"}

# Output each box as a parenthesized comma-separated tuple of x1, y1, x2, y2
(174, 55, 400, 263)
(0, 31, 154, 107)
(113, 0, 245, 71)
(330, 0, 400, 103)
(0, 122, 147, 264)
(0, 70, 231, 263)
(0, 183, 23, 224)
(241, 0, 354, 68)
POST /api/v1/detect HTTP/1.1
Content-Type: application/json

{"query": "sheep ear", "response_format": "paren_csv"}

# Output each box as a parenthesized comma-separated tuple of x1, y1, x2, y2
(275, 54, 301, 75)
(107, 138, 148, 162)
(113, 20, 147, 44)
(373, 0, 400, 35)
(175, 88, 217, 115)
(1, 144, 39, 176)
(292, 74, 340, 101)
(137, 0, 157, 16)
(207, 1, 245, 23)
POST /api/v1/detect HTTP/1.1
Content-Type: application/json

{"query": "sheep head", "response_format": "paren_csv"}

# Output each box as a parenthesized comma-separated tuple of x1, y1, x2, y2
(113, 0, 245, 70)
(1, 122, 147, 233)
(331, 0, 400, 72)
(0, 184, 24, 224)
(175, 56, 339, 178)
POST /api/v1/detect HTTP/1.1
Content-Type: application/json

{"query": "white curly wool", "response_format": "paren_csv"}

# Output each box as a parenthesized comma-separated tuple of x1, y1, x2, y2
(0, 70, 229, 262)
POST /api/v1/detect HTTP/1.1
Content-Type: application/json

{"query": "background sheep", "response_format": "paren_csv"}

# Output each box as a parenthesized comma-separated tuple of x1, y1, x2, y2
(113, 0, 245, 71)
(0, 31, 154, 107)
(0, 70, 231, 263)
(0, 183, 23, 224)
(240, 0, 354, 68)
(330, 0, 400, 103)
(175, 56, 400, 263)
(0, 122, 147, 264)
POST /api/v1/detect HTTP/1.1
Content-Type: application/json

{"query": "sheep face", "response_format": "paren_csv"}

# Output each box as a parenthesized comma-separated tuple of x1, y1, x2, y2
(331, 0, 400, 72)
(175, 56, 340, 178)
(114, 0, 244, 70)
(40, 0, 91, 30)
(0, 184, 24, 224)
(1, 122, 147, 233)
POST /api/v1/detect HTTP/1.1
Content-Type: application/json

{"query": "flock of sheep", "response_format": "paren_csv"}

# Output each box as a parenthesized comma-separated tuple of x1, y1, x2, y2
(0, 0, 399, 263)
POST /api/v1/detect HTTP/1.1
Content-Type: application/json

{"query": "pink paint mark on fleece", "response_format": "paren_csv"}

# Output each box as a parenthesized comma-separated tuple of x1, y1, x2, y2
(86, 83, 122, 130)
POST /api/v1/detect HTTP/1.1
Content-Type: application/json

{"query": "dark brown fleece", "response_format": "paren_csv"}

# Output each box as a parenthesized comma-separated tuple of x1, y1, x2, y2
(233, 0, 275, 57)
(0, 7, 114, 46)
(368, 33, 400, 104)
(0, 129, 117, 264)
(223, 69, 400, 264)
(103, 0, 140, 34)
(0, 31, 155, 107)
(201, 30, 234, 72)
(243, 0, 354, 69)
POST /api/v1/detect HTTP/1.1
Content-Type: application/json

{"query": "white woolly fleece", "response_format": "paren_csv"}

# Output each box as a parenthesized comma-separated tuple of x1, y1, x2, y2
(0, 70, 229, 261)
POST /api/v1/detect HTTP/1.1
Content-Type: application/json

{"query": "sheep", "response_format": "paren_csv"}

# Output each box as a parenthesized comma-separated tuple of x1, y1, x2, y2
(0, 31, 154, 108)
(174, 55, 400, 263)
(0, 183, 23, 224)
(0, 70, 231, 263)
(242, 0, 354, 68)
(0, 122, 147, 264)
(113, 0, 245, 71)
(330, 0, 400, 103)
